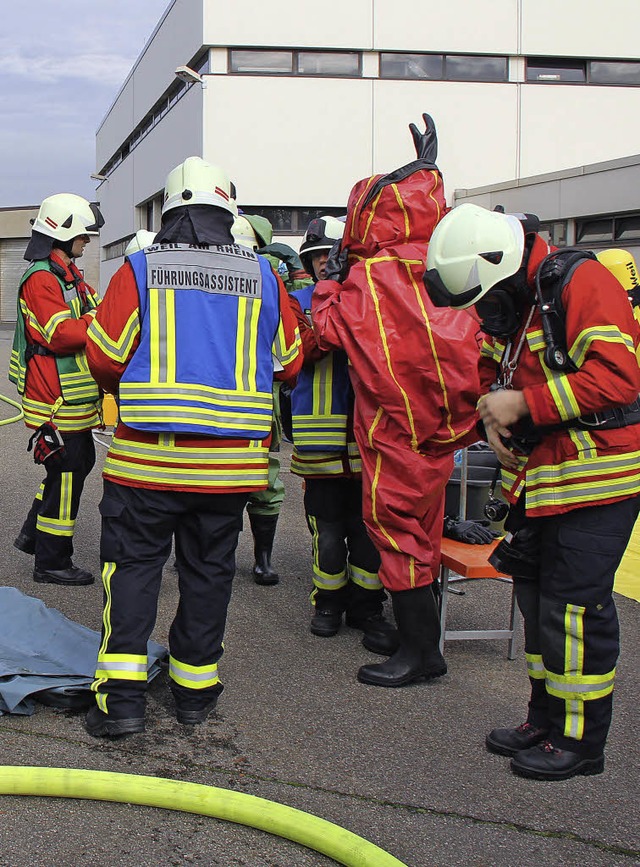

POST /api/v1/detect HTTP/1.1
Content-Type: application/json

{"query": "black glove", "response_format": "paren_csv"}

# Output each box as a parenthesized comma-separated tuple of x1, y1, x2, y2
(27, 422, 66, 466)
(323, 240, 350, 284)
(443, 516, 498, 545)
(408, 112, 438, 163)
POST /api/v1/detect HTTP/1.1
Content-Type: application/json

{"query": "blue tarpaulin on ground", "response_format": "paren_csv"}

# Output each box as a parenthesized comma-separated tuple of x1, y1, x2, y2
(0, 586, 167, 715)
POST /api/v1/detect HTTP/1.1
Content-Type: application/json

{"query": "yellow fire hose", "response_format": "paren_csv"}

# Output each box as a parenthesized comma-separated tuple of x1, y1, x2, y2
(0, 393, 23, 426)
(0, 766, 408, 867)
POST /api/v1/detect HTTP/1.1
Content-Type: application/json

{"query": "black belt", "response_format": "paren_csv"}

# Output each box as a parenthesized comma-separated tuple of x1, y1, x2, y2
(25, 344, 57, 362)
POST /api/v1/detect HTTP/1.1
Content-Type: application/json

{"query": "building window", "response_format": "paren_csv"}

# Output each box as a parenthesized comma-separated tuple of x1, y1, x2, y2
(104, 238, 132, 261)
(240, 206, 346, 235)
(229, 49, 361, 77)
(230, 50, 293, 74)
(590, 60, 640, 85)
(526, 58, 586, 83)
(380, 52, 507, 82)
(445, 55, 507, 82)
(380, 53, 443, 80)
(297, 51, 360, 77)
(615, 213, 640, 241)
(576, 218, 613, 244)
(539, 221, 568, 247)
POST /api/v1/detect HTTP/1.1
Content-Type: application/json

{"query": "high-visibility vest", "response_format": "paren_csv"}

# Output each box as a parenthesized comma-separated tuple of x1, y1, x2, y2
(10, 260, 100, 405)
(121, 243, 280, 437)
(289, 284, 351, 452)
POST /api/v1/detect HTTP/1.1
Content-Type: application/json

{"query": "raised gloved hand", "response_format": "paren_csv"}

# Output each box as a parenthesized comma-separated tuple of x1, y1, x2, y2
(443, 516, 498, 545)
(408, 112, 438, 163)
(323, 239, 350, 284)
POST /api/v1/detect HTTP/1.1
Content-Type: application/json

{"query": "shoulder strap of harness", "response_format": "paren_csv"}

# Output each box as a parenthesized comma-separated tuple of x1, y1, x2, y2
(534, 247, 597, 373)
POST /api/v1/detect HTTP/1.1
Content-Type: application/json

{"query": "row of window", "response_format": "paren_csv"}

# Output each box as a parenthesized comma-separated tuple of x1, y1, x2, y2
(103, 206, 347, 259)
(538, 212, 640, 249)
(99, 52, 210, 178)
(576, 212, 640, 244)
(240, 206, 346, 235)
(229, 49, 640, 85)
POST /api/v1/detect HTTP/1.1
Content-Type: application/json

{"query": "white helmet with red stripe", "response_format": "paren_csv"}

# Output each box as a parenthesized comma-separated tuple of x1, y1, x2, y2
(32, 193, 104, 242)
(162, 156, 237, 216)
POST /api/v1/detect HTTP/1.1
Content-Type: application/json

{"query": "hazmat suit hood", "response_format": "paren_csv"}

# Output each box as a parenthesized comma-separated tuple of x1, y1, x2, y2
(342, 160, 446, 261)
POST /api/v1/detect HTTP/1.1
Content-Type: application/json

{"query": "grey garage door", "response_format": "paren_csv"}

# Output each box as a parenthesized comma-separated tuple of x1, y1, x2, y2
(0, 238, 28, 322)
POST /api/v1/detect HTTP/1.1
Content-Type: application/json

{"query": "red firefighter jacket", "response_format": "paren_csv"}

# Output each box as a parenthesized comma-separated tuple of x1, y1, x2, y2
(85, 260, 302, 495)
(18, 252, 100, 432)
(479, 234, 640, 517)
(312, 166, 481, 457)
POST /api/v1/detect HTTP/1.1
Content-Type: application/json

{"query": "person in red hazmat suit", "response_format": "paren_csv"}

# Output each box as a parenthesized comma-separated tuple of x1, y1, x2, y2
(312, 114, 481, 687)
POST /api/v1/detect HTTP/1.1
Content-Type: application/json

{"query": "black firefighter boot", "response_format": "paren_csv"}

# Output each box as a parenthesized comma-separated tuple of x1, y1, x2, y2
(248, 512, 280, 586)
(357, 585, 447, 687)
(345, 584, 399, 656)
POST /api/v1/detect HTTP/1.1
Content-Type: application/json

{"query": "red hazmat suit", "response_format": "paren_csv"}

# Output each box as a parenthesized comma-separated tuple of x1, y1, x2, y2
(312, 165, 480, 591)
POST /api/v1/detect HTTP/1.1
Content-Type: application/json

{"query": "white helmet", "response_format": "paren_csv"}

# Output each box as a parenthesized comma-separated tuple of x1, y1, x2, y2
(424, 203, 525, 309)
(31, 193, 104, 243)
(232, 216, 259, 250)
(162, 156, 236, 216)
(124, 230, 157, 256)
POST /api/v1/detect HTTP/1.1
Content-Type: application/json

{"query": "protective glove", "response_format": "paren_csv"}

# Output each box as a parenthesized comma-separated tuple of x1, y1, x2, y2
(408, 112, 438, 163)
(27, 422, 66, 467)
(323, 239, 350, 284)
(443, 516, 498, 545)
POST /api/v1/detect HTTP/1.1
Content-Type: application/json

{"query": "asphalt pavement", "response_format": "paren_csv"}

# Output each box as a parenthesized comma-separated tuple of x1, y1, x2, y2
(0, 326, 638, 867)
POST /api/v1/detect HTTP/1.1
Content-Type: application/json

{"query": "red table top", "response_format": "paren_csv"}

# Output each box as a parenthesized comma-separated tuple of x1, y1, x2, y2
(440, 537, 505, 578)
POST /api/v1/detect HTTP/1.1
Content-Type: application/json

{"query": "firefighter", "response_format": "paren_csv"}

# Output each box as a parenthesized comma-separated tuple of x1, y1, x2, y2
(84, 157, 302, 736)
(289, 216, 398, 656)
(424, 202, 640, 780)
(9, 194, 104, 586)
(312, 116, 481, 684)
(232, 213, 312, 584)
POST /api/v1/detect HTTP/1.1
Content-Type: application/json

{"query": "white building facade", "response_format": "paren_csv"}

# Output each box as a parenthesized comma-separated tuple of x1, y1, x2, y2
(95, 0, 640, 284)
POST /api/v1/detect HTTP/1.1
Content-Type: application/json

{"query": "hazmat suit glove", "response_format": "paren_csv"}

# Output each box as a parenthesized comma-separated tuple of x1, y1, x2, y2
(443, 516, 498, 545)
(323, 240, 350, 284)
(408, 112, 438, 163)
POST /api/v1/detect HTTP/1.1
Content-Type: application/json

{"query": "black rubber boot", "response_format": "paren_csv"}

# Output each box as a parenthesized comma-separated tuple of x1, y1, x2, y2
(310, 588, 347, 637)
(357, 585, 447, 687)
(248, 513, 280, 585)
(345, 585, 399, 656)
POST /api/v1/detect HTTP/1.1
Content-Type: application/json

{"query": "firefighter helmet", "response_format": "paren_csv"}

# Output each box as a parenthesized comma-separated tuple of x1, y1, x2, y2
(31, 194, 104, 242)
(232, 216, 259, 249)
(424, 203, 525, 309)
(162, 156, 236, 216)
(596, 248, 640, 294)
(124, 230, 157, 256)
(299, 216, 345, 277)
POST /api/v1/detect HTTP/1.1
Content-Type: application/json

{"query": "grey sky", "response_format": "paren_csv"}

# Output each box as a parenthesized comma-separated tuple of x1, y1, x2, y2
(0, 1, 169, 207)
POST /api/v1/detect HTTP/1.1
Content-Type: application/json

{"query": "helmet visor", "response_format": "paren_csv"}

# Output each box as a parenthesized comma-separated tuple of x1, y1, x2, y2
(85, 203, 105, 234)
(423, 268, 483, 309)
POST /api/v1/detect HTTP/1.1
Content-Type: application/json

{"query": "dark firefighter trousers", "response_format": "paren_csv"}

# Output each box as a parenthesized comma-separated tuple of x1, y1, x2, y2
(511, 495, 639, 758)
(303, 476, 384, 618)
(92, 479, 248, 719)
(20, 430, 96, 572)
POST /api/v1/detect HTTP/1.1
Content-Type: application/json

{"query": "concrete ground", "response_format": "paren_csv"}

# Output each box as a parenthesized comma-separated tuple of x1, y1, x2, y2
(0, 326, 638, 867)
